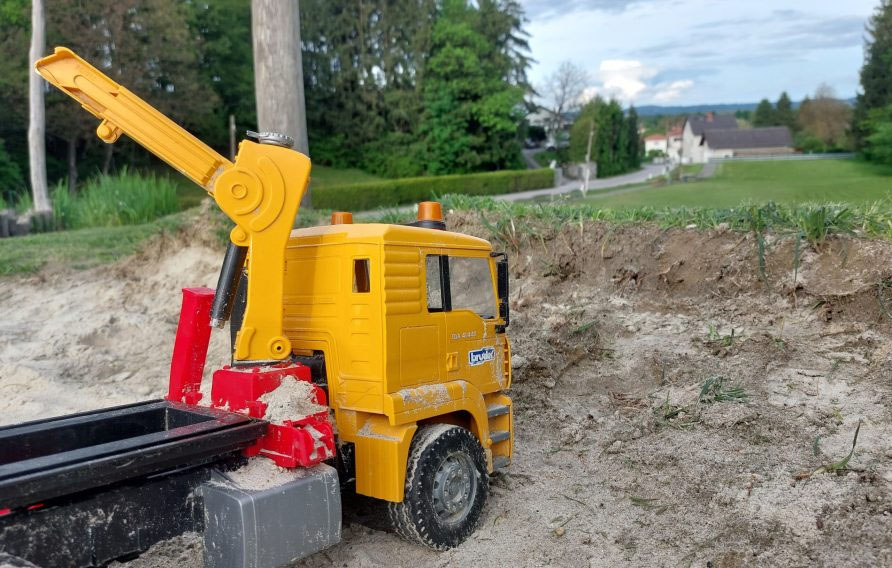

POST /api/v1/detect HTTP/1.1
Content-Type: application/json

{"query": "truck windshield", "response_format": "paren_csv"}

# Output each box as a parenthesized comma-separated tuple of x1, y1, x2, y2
(449, 256, 497, 319)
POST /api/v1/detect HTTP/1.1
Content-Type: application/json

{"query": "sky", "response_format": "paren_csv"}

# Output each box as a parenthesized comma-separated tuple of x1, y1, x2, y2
(521, 0, 879, 107)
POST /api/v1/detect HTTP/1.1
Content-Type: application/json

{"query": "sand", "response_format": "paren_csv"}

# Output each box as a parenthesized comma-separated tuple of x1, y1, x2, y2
(223, 458, 304, 491)
(259, 377, 326, 423)
(2, 207, 891, 567)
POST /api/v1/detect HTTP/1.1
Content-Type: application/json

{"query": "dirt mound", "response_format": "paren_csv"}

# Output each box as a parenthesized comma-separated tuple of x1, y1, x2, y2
(2, 211, 891, 566)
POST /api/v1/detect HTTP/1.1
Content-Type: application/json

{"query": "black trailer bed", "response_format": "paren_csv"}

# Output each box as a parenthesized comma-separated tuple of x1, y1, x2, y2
(0, 400, 267, 510)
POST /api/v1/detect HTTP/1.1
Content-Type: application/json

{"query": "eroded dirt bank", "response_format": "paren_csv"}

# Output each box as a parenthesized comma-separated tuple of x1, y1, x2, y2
(1, 209, 891, 567)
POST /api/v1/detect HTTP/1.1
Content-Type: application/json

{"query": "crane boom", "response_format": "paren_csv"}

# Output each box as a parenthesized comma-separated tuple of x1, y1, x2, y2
(36, 47, 311, 363)
(35, 47, 231, 192)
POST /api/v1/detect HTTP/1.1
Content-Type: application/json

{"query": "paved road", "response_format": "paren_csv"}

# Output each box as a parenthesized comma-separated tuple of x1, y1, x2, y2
(521, 148, 544, 169)
(354, 163, 664, 219)
(496, 163, 663, 202)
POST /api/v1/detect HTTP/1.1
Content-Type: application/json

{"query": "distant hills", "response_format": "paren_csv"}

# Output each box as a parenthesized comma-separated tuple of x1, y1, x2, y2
(634, 98, 855, 116)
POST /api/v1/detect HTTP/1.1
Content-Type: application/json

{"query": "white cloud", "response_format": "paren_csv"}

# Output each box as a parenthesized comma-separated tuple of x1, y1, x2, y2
(597, 59, 657, 102)
(577, 60, 694, 105)
(651, 79, 695, 102)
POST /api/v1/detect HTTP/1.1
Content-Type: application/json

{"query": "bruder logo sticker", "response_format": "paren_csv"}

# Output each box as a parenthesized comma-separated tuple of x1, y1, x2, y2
(468, 346, 495, 366)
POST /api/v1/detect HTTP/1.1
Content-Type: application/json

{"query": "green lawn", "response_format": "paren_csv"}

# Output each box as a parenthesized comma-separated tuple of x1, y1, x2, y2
(587, 159, 892, 208)
(310, 165, 382, 190)
(0, 213, 187, 275)
(680, 163, 704, 176)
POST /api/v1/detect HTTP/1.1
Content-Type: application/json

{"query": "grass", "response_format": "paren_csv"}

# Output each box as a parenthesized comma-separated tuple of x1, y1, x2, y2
(310, 165, 382, 190)
(440, 194, 892, 242)
(0, 212, 186, 275)
(52, 168, 179, 229)
(698, 376, 748, 404)
(680, 163, 704, 177)
(581, 160, 892, 208)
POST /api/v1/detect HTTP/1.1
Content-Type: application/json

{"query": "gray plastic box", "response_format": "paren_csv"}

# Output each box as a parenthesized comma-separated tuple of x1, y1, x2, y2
(201, 463, 341, 568)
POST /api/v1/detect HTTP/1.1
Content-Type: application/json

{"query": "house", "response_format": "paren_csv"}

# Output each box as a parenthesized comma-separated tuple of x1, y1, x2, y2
(701, 126, 794, 160)
(681, 112, 795, 163)
(644, 134, 668, 154)
(666, 125, 683, 162)
(681, 112, 738, 163)
(645, 125, 683, 162)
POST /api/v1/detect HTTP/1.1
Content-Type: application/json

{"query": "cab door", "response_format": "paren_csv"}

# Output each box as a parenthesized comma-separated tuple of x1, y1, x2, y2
(442, 255, 501, 392)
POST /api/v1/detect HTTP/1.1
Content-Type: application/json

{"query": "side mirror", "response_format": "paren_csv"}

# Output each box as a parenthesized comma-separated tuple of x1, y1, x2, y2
(492, 252, 509, 330)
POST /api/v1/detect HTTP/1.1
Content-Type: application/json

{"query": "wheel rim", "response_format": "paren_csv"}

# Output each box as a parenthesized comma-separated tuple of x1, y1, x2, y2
(432, 451, 477, 525)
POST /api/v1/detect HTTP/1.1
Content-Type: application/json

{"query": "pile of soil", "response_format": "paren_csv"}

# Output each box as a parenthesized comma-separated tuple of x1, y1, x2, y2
(2, 206, 891, 566)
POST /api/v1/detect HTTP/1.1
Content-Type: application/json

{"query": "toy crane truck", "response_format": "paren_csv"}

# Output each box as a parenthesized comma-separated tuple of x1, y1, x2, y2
(0, 48, 513, 568)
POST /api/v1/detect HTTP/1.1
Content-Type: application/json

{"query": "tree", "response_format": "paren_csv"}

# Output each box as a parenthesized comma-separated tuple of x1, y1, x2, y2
(43, 0, 219, 182)
(862, 105, 892, 164)
(542, 61, 588, 140)
(775, 91, 795, 130)
(752, 98, 775, 127)
(27, 0, 49, 213)
(569, 97, 636, 178)
(188, 0, 256, 152)
(854, 0, 892, 149)
(625, 106, 641, 169)
(796, 84, 852, 151)
(420, 0, 526, 174)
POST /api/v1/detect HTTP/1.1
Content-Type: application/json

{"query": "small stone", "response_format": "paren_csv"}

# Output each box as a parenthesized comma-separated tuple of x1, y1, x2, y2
(606, 440, 622, 454)
(109, 371, 133, 382)
(554, 526, 566, 537)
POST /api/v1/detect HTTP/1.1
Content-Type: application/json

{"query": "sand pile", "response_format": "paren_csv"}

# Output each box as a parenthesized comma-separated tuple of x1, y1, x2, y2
(259, 377, 326, 422)
(223, 458, 305, 491)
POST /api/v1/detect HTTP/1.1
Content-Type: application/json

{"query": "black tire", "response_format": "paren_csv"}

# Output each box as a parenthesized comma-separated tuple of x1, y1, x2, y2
(388, 424, 488, 550)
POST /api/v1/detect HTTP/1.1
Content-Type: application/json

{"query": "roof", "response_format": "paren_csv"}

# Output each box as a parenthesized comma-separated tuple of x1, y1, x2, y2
(667, 126, 683, 137)
(289, 222, 492, 251)
(644, 134, 666, 141)
(701, 126, 793, 150)
(686, 114, 738, 135)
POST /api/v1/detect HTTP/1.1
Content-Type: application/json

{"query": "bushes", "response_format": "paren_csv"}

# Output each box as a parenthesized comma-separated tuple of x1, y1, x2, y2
(0, 138, 26, 205)
(312, 168, 554, 210)
(53, 168, 179, 229)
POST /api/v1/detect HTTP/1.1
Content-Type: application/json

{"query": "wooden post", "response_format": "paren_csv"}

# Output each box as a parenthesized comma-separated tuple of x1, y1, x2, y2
(251, 0, 311, 208)
(28, 0, 50, 213)
(581, 120, 595, 195)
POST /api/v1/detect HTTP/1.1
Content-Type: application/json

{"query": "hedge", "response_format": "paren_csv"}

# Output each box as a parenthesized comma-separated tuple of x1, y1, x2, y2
(312, 168, 555, 211)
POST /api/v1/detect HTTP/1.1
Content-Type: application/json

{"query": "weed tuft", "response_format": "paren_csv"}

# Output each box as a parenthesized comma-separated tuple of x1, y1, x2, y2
(699, 376, 748, 404)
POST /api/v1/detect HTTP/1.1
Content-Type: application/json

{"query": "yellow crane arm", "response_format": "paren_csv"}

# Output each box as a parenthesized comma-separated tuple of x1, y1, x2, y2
(35, 47, 231, 192)
(36, 47, 311, 363)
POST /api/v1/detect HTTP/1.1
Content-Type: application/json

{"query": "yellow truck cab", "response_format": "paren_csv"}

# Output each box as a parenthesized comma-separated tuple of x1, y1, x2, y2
(281, 208, 513, 503)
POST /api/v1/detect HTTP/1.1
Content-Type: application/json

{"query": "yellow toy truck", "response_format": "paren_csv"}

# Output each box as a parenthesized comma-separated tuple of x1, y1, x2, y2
(0, 48, 512, 567)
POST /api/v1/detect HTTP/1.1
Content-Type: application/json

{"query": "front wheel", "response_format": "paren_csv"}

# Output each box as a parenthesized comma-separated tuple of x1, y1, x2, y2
(388, 424, 488, 549)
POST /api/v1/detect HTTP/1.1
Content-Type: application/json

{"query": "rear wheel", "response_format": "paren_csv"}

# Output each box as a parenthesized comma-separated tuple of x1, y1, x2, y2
(388, 424, 488, 550)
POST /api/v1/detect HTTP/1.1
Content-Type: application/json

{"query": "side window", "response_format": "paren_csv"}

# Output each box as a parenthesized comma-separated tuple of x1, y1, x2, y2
(449, 256, 496, 319)
(425, 255, 443, 311)
(353, 259, 370, 293)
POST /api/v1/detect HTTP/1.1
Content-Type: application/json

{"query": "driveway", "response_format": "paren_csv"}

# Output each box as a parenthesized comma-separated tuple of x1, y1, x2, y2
(496, 163, 663, 202)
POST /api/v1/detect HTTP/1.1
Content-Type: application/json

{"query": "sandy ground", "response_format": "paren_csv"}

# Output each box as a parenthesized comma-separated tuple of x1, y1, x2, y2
(2, 209, 891, 567)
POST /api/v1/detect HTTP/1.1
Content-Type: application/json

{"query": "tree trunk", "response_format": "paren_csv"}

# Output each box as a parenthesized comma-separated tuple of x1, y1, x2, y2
(28, 0, 50, 213)
(251, 0, 311, 208)
(67, 137, 78, 194)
